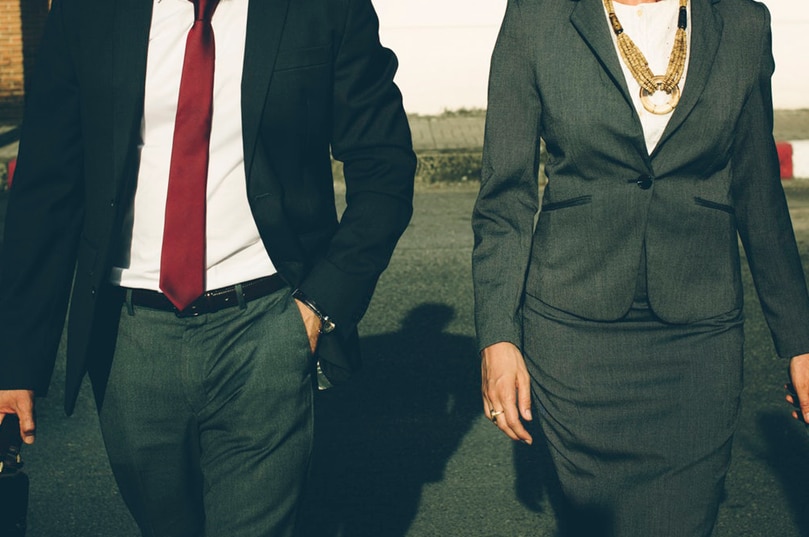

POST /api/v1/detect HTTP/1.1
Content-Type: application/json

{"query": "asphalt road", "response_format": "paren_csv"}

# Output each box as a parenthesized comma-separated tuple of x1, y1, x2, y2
(4, 184, 809, 536)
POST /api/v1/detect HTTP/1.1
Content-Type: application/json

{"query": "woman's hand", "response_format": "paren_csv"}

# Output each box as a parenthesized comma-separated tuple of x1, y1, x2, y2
(481, 341, 533, 444)
(786, 353, 809, 423)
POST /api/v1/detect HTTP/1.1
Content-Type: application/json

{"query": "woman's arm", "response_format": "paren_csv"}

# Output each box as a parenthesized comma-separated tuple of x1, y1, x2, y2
(730, 5, 809, 421)
(472, 0, 541, 442)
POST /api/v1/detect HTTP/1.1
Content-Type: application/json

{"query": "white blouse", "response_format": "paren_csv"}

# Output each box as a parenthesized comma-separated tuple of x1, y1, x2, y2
(604, 0, 692, 154)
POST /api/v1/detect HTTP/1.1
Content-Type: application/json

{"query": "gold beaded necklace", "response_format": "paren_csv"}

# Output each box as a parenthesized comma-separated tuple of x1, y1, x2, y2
(604, 0, 689, 115)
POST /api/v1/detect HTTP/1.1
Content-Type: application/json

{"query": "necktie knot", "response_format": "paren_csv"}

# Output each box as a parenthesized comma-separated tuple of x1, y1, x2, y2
(191, 0, 219, 22)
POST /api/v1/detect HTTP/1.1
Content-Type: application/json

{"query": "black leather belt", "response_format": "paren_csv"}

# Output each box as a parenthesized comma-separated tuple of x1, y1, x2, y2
(126, 274, 287, 317)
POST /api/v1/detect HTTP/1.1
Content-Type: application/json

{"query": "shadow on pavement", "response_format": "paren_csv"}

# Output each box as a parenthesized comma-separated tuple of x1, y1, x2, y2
(513, 419, 567, 528)
(757, 411, 809, 535)
(296, 303, 480, 537)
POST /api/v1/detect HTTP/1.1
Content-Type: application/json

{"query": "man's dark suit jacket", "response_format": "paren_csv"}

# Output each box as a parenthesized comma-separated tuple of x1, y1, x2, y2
(473, 0, 809, 358)
(0, 0, 416, 414)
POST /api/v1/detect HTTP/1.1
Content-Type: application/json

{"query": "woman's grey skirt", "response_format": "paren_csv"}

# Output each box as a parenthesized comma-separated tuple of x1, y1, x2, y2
(522, 293, 744, 537)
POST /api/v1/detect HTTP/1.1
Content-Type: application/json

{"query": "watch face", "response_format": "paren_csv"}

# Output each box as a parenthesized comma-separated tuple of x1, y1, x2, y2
(321, 319, 336, 334)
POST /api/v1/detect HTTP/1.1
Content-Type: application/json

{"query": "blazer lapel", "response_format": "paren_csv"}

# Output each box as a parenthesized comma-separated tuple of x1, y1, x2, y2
(111, 0, 152, 193)
(570, 0, 634, 111)
(570, 0, 649, 160)
(653, 0, 723, 154)
(241, 0, 291, 182)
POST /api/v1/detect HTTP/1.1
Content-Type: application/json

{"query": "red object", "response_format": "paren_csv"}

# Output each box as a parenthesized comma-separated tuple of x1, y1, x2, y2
(159, 0, 220, 311)
(777, 142, 793, 180)
(6, 158, 16, 189)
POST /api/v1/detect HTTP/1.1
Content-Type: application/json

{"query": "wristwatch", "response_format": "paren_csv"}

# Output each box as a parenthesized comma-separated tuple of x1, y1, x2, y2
(291, 289, 336, 334)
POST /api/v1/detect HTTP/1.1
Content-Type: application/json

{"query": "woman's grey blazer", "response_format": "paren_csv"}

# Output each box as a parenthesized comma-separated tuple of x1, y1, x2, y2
(472, 0, 809, 358)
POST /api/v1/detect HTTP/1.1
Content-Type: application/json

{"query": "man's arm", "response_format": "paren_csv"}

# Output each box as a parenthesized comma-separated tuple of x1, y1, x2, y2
(0, 0, 84, 396)
(295, 0, 416, 337)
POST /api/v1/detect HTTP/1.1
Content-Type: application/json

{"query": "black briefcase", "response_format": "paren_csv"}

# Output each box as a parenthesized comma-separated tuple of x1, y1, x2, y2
(0, 415, 28, 537)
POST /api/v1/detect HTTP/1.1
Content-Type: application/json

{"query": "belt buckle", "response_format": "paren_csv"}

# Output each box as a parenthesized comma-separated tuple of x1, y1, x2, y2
(174, 299, 205, 318)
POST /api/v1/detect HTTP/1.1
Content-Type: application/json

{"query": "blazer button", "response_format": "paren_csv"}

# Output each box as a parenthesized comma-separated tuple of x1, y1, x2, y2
(637, 175, 653, 190)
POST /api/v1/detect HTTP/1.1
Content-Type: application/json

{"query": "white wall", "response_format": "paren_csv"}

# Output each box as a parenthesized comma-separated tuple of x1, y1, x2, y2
(374, 0, 506, 114)
(764, 0, 809, 109)
(374, 0, 809, 114)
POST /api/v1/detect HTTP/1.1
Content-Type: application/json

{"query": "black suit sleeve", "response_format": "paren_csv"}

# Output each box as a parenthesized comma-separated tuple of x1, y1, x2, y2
(0, 0, 84, 393)
(296, 0, 415, 335)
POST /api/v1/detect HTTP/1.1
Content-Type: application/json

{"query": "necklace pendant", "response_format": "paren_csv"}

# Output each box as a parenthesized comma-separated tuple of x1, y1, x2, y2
(640, 75, 681, 115)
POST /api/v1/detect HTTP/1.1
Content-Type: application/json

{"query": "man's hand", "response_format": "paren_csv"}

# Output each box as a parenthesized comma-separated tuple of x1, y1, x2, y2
(481, 341, 533, 444)
(0, 390, 36, 444)
(294, 299, 322, 355)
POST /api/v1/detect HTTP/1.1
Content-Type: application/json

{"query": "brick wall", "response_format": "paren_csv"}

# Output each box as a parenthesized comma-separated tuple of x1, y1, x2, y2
(0, 0, 50, 122)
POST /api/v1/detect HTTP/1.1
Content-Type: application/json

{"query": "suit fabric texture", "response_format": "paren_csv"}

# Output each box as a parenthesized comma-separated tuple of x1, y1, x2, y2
(472, 0, 809, 535)
(0, 0, 415, 534)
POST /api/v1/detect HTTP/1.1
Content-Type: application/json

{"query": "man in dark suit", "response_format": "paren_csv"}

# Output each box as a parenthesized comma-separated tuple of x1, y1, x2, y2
(0, 0, 415, 534)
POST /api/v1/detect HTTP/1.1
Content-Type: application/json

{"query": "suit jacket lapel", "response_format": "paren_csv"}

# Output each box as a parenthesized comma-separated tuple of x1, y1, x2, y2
(111, 0, 152, 194)
(570, 0, 649, 161)
(570, 0, 634, 111)
(241, 0, 291, 182)
(653, 0, 723, 154)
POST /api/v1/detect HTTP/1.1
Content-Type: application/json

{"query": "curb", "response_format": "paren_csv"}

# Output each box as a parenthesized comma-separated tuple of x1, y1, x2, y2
(778, 141, 809, 180)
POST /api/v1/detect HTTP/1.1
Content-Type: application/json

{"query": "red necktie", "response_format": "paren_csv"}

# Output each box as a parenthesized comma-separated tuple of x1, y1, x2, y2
(160, 0, 220, 311)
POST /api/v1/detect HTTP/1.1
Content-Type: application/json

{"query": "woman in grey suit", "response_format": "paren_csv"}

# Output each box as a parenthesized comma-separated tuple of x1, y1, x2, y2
(472, 0, 809, 535)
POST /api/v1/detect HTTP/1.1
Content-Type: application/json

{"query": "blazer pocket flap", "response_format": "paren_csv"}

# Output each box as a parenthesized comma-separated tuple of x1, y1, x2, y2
(694, 197, 735, 215)
(541, 195, 592, 212)
(275, 45, 332, 72)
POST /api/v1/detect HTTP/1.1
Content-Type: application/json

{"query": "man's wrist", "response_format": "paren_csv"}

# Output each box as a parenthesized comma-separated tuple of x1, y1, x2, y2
(291, 289, 336, 334)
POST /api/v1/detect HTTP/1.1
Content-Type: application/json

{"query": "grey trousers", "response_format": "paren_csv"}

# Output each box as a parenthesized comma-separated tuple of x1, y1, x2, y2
(95, 288, 314, 537)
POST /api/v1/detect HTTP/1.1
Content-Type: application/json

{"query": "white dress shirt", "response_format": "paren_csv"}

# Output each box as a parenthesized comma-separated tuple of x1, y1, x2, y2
(111, 0, 277, 291)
